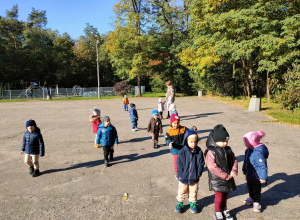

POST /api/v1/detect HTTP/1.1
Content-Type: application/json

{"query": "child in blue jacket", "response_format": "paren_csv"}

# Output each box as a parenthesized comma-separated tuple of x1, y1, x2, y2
(175, 130, 205, 214)
(96, 116, 118, 167)
(129, 103, 139, 131)
(20, 119, 45, 177)
(242, 130, 269, 213)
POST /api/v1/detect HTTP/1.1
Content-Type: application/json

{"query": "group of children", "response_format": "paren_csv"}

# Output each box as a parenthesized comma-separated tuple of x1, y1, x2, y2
(20, 95, 269, 220)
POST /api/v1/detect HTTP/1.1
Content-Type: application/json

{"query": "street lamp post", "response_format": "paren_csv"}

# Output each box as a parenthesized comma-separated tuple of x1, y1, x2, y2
(96, 40, 101, 99)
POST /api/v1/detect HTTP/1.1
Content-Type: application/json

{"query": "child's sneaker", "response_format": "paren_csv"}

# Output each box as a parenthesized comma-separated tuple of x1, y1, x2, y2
(223, 210, 233, 220)
(28, 166, 34, 175)
(214, 211, 224, 220)
(190, 202, 198, 214)
(104, 160, 109, 167)
(132, 129, 136, 132)
(244, 197, 254, 206)
(135, 127, 140, 131)
(32, 169, 40, 177)
(175, 201, 184, 213)
(253, 202, 261, 213)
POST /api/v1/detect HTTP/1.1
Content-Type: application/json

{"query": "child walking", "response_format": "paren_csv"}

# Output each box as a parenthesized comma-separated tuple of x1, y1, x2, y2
(169, 103, 178, 116)
(242, 130, 269, 213)
(122, 95, 129, 111)
(129, 103, 139, 131)
(204, 124, 238, 220)
(89, 107, 101, 147)
(157, 98, 164, 119)
(96, 116, 118, 167)
(20, 119, 45, 177)
(165, 114, 197, 179)
(147, 110, 163, 148)
(175, 130, 205, 214)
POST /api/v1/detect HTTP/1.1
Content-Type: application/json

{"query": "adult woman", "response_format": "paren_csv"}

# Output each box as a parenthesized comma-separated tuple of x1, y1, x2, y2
(165, 81, 175, 119)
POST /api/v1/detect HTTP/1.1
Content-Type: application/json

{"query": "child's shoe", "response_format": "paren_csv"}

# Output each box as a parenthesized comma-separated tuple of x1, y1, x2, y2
(190, 202, 198, 214)
(223, 210, 233, 220)
(32, 169, 40, 177)
(135, 127, 140, 131)
(29, 166, 34, 175)
(132, 129, 136, 132)
(244, 197, 254, 206)
(253, 202, 261, 213)
(214, 211, 224, 220)
(175, 201, 184, 213)
(104, 160, 109, 167)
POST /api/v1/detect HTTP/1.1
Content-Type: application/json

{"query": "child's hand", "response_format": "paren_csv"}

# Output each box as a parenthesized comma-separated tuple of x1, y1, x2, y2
(20, 151, 24, 155)
(192, 126, 197, 132)
(168, 142, 173, 149)
(230, 171, 237, 178)
(97, 144, 102, 148)
(226, 175, 232, 180)
(260, 179, 266, 184)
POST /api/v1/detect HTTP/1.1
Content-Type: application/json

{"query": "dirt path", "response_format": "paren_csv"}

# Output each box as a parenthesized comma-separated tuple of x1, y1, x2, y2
(0, 97, 299, 220)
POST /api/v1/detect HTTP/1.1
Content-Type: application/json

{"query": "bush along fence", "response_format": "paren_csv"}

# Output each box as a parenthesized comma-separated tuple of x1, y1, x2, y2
(0, 86, 143, 100)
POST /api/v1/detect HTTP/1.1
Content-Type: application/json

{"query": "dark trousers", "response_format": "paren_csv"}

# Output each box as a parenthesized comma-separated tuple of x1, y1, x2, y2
(158, 111, 163, 119)
(102, 145, 114, 161)
(247, 181, 262, 202)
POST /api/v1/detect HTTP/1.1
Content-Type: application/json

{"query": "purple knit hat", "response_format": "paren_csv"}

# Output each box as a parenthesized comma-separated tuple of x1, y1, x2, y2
(243, 131, 265, 148)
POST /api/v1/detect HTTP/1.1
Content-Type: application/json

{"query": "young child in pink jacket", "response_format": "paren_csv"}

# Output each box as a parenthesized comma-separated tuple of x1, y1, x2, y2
(89, 107, 101, 147)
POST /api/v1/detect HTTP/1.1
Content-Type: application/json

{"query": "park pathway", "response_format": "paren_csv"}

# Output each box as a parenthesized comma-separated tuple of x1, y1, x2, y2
(0, 97, 299, 219)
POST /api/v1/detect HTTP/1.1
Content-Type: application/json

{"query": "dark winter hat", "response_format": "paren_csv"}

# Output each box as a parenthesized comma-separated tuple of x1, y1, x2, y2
(101, 116, 110, 122)
(130, 103, 135, 108)
(212, 124, 229, 142)
(170, 114, 180, 125)
(26, 119, 36, 128)
(152, 110, 158, 116)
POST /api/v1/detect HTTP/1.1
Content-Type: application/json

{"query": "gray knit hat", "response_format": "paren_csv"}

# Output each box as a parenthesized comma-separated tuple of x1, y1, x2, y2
(101, 116, 110, 122)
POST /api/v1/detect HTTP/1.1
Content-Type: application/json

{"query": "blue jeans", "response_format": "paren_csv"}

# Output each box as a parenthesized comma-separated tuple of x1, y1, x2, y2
(124, 104, 128, 111)
(132, 121, 137, 129)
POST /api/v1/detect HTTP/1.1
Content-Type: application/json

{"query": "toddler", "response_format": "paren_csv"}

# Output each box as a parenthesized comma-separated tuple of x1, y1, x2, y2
(157, 98, 164, 119)
(123, 95, 129, 111)
(20, 119, 45, 177)
(169, 103, 178, 116)
(147, 110, 163, 148)
(242, 131, 269, 213)
(129, 103, 139, 131)
(89, 107, 101, 147)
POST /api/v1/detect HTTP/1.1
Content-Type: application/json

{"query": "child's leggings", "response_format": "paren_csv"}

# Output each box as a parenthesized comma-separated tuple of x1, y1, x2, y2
(247, 181, 262, 202)
(173, 155, 178, 173)
(102, 146, 114, 161)
(214, 191, 228, 211)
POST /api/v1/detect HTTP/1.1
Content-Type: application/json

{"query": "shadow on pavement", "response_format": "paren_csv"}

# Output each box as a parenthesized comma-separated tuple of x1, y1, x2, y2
(180, 112, 223, 121)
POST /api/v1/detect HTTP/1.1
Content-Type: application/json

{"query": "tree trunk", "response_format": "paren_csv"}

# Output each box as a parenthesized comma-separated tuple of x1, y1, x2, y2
(137, 73, 141, 97)
(267, 71, 270, 103)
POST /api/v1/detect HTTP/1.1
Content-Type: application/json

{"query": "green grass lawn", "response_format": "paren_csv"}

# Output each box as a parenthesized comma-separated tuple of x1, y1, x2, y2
(203, 95, 300, 126)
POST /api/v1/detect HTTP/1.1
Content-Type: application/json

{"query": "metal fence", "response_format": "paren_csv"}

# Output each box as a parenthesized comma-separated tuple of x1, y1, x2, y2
(0, 86, 144, 100)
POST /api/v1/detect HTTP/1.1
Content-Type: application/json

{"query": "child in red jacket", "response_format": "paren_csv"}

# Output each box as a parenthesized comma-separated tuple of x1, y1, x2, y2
(89, 107, 101, 147)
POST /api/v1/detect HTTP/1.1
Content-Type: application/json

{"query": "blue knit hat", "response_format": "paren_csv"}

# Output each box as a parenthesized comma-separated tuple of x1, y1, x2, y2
(26, 119, 36, 128)
(130, 103, 135, 108)
(152, 110, 158, 116)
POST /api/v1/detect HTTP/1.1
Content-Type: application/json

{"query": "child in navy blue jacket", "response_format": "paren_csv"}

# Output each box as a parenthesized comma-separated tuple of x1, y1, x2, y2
(129, 103, 139, 131)
(96, 116, 118, 167)
(242, 130, 269, 213)
(175, 130, 205, 214)
(20, 119, 45, 177)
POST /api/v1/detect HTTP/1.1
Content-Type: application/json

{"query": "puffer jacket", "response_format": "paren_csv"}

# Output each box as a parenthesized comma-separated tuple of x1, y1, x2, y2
(242, 144, 269, 182)
(147, 117, 163, 134)
(89, 115, 101, 134)
(177, 130, 205, 185)
(21, 127, 45, 156)
(96, 123, 118, 147)
(204, 130, 237, 192)
(165, 125, 187, 155)
(129, 108, 138, 122)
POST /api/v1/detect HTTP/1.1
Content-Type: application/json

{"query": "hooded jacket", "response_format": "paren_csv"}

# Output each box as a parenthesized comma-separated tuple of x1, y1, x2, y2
(129, 108, 138, 122)
(242, 144, 269, 182)
(204, 130, 237, 192)
(177, 130, 205, 185)
(96, 123, 118, 147)
(165, 125, 187, 155)
(21, 127, 45, 156)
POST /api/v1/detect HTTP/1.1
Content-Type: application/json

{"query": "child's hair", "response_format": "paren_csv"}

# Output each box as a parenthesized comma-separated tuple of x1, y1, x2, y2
(243, 131, 265, 148)
(169, 103, 176, 111)
(187, 134, 198, 141)
(93, 107, 101, 116)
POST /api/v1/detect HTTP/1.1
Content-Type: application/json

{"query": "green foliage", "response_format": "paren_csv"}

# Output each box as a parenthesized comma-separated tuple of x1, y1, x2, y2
(149, 75, 165, 93)
(279, 64, 300, 112)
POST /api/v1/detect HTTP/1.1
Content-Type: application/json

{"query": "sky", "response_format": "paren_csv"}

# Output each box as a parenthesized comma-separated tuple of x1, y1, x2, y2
(0, 0, 119, 39)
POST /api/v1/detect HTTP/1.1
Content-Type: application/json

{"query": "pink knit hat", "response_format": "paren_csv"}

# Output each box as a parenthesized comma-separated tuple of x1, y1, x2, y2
(243, 131, 265, 148)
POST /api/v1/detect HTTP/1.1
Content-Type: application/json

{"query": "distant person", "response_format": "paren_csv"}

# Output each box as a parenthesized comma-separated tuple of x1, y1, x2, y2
(175, 130, 205, 214)
(147, 110, 163, 148)
(165, 114, 197, 179)
(20, 119, 45, 177)
(129, 103, 139, 131)
(89, 107, 101, 148)
(157, 98, 165, 120)
(122, 95, 129, 111)
(204, 124, 237, 220)
(169, 103, 178, 117)
(164, 81, 175, 119)
(242, 131, 269, 213)
(96, 116, 118, 167)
